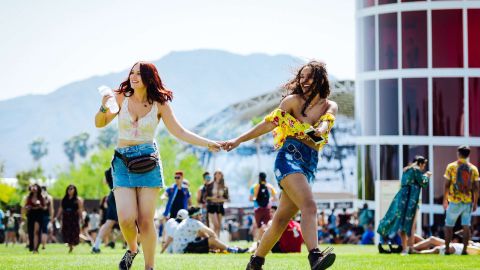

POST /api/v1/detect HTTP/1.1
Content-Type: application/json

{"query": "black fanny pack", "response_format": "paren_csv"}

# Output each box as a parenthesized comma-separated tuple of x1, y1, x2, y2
(114, 150, 158, 174)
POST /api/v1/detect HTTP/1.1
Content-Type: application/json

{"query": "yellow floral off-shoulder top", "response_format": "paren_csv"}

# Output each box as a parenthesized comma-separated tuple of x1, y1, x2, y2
(264, 109, 335, 151)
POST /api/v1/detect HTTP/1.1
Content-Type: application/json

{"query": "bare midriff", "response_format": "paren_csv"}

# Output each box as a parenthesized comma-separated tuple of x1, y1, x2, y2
(117, 139, 154, 148)
(286, 136, 318, 151)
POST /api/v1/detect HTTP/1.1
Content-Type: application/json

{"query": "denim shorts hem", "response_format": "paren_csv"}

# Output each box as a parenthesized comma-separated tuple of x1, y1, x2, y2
(112, 185, 163, 191)
(276, 171, 310, 189)
(445, 202, 472, 227)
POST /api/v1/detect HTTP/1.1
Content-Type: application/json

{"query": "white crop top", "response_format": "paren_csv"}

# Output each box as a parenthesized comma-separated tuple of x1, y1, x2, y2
(118, 98, 159, 141)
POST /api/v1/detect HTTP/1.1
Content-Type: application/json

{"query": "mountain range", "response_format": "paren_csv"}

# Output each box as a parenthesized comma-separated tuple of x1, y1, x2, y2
(0, 49, 307, 177)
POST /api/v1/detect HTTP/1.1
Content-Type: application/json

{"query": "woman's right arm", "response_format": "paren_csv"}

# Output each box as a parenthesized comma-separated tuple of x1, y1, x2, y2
(224, 97, 295, 151)
(55, 206, 63, 220)
(95, 93, 123, 128)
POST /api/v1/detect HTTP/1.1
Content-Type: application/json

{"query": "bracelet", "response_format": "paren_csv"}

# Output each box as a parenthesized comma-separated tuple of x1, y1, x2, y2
(99, 105, 108, 113)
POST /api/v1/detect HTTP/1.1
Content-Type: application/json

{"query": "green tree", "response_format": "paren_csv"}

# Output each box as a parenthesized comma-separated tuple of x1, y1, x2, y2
(97, 126, 118, 148)
(15, 166, 46, 193)
(75, 132, 90, 158)
(0, 181, 21, 205)
(50, 146, 113, 199)
(63, 139, 76, 163)
(158, 136, 205, 201)
(63, 132, 91, 163)
(29, 137, 48, 162)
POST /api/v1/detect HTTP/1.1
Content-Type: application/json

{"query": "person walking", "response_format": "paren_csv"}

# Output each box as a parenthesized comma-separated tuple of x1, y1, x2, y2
(22, 183, 46, 253)
(55, 184, 83, 253)
(94, 61, 220, 270)
(223, 61, 338, 270)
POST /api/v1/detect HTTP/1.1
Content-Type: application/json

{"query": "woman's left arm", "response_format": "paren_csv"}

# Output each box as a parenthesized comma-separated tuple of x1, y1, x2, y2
(159, 103, 220, 151)
(316, 101, 338, 135)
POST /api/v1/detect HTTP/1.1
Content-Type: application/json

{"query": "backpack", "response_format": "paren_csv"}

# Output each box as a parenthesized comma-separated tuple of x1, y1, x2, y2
(255, 184, 270, 208)
(455, 162, 472, 196)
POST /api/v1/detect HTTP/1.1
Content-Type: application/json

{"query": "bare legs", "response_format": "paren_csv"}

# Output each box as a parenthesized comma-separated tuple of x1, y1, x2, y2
(137, 188, 160, 269)
(208, 212, 222, 236)
(444, 226, 453, 254)
(208, 236, 228, 251)
(400, 212, 417, 253)
(254, 173, 319, 257)
(94, 220, 117, 250)
(115, 187, 160, 270)
(115, 188, 139, 253)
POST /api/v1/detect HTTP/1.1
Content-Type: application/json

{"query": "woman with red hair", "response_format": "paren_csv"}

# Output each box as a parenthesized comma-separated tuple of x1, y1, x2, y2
(95, 62, 220, 270)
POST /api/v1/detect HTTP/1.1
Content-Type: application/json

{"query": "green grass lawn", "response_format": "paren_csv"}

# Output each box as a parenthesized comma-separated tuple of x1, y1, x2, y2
(0, 243, 478, 270)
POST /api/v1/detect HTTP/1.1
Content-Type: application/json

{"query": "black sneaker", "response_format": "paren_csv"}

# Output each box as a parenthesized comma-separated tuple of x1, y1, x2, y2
(119, 250, 137, 270)
(91, 247, 101, 254)
(245, 255, 265, 270)
(308, 247, 336, 270)
(108, 241, 116, 249)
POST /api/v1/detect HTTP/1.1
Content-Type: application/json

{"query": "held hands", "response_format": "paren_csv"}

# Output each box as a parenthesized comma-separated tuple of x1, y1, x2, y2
(424, 171, 433, 177)
(207, 141, 222, 152)
(221, 139, 241, 152)
(205, 139, 241, 152)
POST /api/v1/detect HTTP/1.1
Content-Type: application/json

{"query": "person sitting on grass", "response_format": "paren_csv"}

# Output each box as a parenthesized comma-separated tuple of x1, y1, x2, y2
(161, 209, 188, 253)
(413, 234, 480, 255)
(171, 206, 248, 254)
(249, 205, 303, 253)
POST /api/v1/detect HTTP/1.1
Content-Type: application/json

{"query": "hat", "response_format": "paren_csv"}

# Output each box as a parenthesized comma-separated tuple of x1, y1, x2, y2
(176, 209, 188, 220)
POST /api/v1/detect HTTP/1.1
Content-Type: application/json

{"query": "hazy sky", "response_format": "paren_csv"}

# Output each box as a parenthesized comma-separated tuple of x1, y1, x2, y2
(0, 0, 355, 101)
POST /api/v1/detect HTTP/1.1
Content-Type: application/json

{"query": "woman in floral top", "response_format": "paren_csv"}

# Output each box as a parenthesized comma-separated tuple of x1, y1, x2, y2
(377, 155, 432, 255)
(223, 61, 338, 270)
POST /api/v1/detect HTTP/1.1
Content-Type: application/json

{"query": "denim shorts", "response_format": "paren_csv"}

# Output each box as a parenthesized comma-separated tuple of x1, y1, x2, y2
(274, 138, 319, 188)
(445, 202, 472, 226)
(111, 143, 164, 190)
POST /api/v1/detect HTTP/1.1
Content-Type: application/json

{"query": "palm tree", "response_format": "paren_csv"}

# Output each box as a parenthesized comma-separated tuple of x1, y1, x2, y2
(29, 137, 48, 164)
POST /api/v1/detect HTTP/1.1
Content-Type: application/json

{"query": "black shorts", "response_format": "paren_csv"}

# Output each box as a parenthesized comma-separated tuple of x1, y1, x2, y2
(207, 203, 225, 215)
(105, 193, 118, 222)
(184, 237, 209, 253)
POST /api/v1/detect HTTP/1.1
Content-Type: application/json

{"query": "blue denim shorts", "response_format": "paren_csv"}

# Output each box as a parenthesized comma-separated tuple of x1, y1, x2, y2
(111, 143, 164, 190)
(445, 202, 472, 226)
(274, 138, 319, 188)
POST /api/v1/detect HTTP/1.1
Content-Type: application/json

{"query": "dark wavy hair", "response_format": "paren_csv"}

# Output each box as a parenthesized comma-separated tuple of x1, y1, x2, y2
(27, 183, 45, 206)
(116, 62, 173, 104)
(62, 184, 78, 202)
(284, 61, 330, 116)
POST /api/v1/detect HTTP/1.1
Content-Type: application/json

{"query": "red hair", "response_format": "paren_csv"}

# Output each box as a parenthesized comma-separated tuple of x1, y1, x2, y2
(116, 62, 173, 104)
